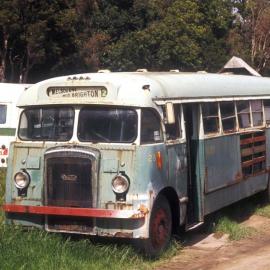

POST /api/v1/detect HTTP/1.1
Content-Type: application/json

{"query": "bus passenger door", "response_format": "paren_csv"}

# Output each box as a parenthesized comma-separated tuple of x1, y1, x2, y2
(183, 103, 204, 225)
(164, 104, 188, 225)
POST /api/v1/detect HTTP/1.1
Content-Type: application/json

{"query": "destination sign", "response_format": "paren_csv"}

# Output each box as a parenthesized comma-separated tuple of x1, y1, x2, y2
(47, 86, 108, 98)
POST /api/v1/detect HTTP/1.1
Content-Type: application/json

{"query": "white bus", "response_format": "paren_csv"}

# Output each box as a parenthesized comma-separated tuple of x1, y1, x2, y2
(0, 83, 31, 167)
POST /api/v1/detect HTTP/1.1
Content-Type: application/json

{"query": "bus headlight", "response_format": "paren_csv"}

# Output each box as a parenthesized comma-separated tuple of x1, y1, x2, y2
(111, 174, 129, 194)
(14, 171, 30, 189)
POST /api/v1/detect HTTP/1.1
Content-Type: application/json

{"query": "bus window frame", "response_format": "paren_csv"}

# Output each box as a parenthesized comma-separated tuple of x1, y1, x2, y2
(17, 106, 75, 142)
(250, 100, 263, 127)
(264, 100, 270, 126)
(201, 99, 268, 139)
(0, 103, 8, 125)
(140, 108, 164, 145)
(201, 102, 221, 136)
(77, 106, 138, 144)
(220, 101, 237, 134)
(162, 104, 186, 144)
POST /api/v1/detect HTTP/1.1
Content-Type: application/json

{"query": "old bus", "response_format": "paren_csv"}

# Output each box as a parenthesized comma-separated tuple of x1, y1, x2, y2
(3, 72, 270, 256)
(0, 83, 31, 167)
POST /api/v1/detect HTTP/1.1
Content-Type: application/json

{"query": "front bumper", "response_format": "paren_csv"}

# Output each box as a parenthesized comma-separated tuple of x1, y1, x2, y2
(3, 204, 147, 219)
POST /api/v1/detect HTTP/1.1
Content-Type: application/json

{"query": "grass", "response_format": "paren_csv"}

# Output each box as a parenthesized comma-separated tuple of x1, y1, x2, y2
(213, 216, 255, 240)
(0, 168, 6, 223)
(0, 224, 182, 270)
(0, 225, 151, 270)
(209, 193, 270, 241)
(0, 168, 5, 204)
(255, 204, 270, 218)
(0, 168, 182, 270)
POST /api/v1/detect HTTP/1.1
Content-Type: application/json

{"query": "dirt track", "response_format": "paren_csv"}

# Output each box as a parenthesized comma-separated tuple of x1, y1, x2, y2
(155, 215, 270, 270)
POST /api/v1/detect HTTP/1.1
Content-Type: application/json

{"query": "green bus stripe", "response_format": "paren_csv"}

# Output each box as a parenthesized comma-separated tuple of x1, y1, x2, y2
(0, 128, 16, 136)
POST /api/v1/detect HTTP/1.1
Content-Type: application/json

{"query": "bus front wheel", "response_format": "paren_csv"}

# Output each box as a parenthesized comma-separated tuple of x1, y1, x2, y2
(135, 194, 172, 258)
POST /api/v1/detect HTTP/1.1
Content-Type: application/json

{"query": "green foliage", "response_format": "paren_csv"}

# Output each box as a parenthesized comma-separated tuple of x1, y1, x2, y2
(0, 223, 182, 270)
(0, 168, 6, 223)
(255, 205, 270, 218)
(0, 0, 82, 82)
(100, 0, 208, 71)
(0, 0, 264, 81)
(214, 216, 255, 241)
(0, 225, 150, 270)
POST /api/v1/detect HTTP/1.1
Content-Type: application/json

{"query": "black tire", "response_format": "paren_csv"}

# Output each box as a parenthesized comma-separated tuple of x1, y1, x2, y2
(135, 194, 172, 258)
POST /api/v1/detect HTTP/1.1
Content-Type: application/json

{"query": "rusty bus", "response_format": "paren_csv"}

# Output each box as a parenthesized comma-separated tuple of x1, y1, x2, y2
(3, 71, 270, 256)
(0, 83, 31, 167)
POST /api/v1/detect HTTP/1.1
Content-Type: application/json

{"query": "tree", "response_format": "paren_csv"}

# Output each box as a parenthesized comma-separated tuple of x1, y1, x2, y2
(248, 0, 270, 72)
(98, 0, 234, 72)
(199, 0, 235, 71)
(228, 0, 270, 74)
(0, 0, 81, 83)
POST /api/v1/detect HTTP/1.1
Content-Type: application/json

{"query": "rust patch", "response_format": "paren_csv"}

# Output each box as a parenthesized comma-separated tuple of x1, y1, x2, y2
(138, 204, 149, 215)
(105, 201, 133, 210)
(234, 171, 243, 182)
(114, 232, 133, 238)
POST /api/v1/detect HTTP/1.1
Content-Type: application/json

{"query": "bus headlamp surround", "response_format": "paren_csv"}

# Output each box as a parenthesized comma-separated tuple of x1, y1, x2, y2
(112, 174, 129, 194)
(14, 171, 30, 189)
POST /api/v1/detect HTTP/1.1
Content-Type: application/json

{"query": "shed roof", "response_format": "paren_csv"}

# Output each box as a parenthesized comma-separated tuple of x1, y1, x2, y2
(219, 56, 261, 77)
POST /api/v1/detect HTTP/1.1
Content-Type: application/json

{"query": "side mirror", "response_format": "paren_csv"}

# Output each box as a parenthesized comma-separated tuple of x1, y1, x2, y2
(165, 102, 175, 124)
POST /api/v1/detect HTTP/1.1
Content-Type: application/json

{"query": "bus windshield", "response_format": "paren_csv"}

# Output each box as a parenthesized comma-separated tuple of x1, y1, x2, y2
(18, 107, 74, 141)
(78, 107, 137, 143)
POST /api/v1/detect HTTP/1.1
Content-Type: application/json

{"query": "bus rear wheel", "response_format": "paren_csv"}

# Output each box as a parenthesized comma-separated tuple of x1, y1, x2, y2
(136, 194, 172, 258)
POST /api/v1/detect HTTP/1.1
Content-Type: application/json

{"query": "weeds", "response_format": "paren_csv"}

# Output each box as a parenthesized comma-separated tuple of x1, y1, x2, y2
(0, 225, 155, 270)
(255, 204, 270, 218)
(213, 216, 256, 241)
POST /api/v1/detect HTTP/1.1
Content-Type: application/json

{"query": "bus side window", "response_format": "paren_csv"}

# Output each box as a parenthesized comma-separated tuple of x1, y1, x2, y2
(264, 100, 270, 126)
(236, 101, 251, 128)
(0, 105, 7, 124)
(141, 109, 163, 144)
(251, 100, 263, 126)
(201, 102, 219, 134)
(163, 104, 182, 140)
(220, 101, 236, 133)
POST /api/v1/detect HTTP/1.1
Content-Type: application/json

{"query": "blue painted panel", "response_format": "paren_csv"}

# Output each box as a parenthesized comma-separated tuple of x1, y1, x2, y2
(167, 143, 188, 197)
(205, 174, 268, 214)
(265, 128, 270, 168)
(134, 144, 167, 196)
(204, 134, 241, 193)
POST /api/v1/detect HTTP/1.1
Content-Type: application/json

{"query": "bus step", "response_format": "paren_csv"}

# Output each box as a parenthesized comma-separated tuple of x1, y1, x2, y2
(186, 222, 204, 231)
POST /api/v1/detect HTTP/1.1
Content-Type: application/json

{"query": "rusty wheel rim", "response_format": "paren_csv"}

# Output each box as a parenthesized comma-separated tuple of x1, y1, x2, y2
(151, 208, 170, 249)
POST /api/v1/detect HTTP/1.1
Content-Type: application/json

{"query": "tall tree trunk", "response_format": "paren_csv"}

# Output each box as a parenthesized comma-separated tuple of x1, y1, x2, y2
(0, 30, 8, 82)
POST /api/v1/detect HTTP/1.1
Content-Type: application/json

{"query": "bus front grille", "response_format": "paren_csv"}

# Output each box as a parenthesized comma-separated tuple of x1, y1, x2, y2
(47, 157, 92, 208)
(44, 146, 100, 233)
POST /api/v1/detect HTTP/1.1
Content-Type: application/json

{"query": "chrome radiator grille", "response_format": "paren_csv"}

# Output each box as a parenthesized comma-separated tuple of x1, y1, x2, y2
(44, 146, 100, 233)
(47, 157, 92, 207)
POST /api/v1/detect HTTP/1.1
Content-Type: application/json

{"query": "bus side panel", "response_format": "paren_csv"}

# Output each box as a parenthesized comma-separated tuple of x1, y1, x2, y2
(204, 135, 241, 193)
(134, 144, 168, 198)
(192, 138, 205, 222)
(204, 134, 268, 215)
(204, 174, 267, 215)
(266, 128, 270, 170)
(167, 143, 187, 197)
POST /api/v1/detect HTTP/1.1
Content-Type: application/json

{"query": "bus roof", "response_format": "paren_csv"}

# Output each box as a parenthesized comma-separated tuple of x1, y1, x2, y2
(17, 72, 270, 107)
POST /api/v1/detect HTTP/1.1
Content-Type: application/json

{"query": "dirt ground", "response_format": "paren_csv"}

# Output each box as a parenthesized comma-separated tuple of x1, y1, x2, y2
(155, 214, 270, 270)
